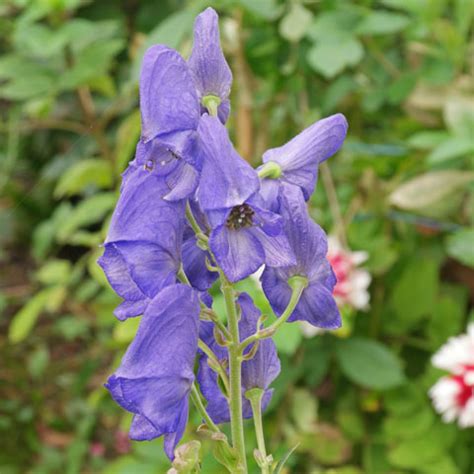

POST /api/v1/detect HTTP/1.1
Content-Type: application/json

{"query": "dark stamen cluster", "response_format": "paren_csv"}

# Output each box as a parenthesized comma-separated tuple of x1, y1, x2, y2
(226, 204, 254, 230)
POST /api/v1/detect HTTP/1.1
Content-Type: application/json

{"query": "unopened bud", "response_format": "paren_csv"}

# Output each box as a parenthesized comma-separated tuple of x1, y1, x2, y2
(168, 440, 201, 473)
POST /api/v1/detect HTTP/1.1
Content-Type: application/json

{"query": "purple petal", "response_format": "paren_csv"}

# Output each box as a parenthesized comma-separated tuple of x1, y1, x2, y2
(105, 285, 200, 456)
(263, 114, 348, 199)
(197, 115, 259, 211)
(188, 8, 232, 113)
(163, 161, 200, 201)
(209, 224, 265, 282)
(249, 227, 295, 268)
(106, 166, 184, 250)
(114, 299, 149, 321)
(182, 235, 218, 290)
(139, 45, 199, 143)
(164, 398, 189, 460)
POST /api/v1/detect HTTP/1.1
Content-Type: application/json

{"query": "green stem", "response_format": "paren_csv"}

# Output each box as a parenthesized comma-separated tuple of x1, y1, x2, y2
(222, 275, 247, 473)
(190, 383, 220, 433)
(198, 339, 230, 395)
(239, 275, 307, 352)
(246, 389, 269, 474)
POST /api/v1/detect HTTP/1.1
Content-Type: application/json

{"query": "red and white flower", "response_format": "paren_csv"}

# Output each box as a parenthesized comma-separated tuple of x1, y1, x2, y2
(327, 236, 371, 311)
(429, 324, 474, 428)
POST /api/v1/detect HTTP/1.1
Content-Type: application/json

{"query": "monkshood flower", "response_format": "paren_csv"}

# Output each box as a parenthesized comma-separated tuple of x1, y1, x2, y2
(429, 324, 474, 428)
(188, 7, 232, 123)
(261, 184, 341, 329)
(98, 164, 184, 320)
(197, 293, 280, 423)
(105, 284, 200, 459)
(134, 7, 231, 201)
(198, 115, 295, 282)
(182, 201, 218, 291)
(258, 114, 348, 203)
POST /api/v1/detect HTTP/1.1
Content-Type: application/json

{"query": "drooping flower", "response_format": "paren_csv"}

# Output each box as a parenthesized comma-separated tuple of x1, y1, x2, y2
(98, 165, 184, 320)
(327, 236, 371, 310)
(197, 116, 295, 282)
(188, 7, 232, 123)
(197, 293, 280, 423)
(258, 114, 348, 202)
(134, 7, 232, 201)
(105, 284, 200, 459)
(261, 183, 341, 329)
(429, 324, 474, 428)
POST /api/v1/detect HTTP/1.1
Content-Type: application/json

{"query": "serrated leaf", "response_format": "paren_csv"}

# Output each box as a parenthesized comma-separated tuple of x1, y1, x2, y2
(335, 338, 405, 389)
(54, 159, 113, 197)
(279, 4, 313, 43)
(389, 171, 474, 211)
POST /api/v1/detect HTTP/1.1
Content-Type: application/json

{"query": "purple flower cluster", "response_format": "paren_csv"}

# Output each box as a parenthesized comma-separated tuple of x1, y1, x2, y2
(98, 7, 347, 460)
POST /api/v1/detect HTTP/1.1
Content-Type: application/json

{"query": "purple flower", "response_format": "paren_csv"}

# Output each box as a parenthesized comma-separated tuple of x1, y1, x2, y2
(105, 284, 200, 460)
(197, 116, 295, 282)
(136, 46, 201, 201)
(198, 293, 280, 423)
(261, 184, 341, 329)
(182, 201, 218, 291)
(98, 165, 184, 320)
(259, 114, 348, 201)
(189, 7, 232, 123)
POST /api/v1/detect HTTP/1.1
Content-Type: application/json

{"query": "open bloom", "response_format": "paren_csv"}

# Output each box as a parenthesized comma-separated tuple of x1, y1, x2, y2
(327, 236, 371, 310)
(98, 165, 184, 320)
(105, 285, 200, 459)
(261, 183, 340, 328)
(198, 116, 295, 282)
(429, 324, 474, 428)
(259, 114, 348, 202)
(197, 293, 280, 423)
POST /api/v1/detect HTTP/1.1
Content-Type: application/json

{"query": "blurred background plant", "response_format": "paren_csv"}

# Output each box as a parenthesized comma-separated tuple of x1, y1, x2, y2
(1, 0, 473, 473)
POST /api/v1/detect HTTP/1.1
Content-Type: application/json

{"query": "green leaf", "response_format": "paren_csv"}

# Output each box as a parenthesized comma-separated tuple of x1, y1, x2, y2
(446, 228, 474, 267)
(307, 36, 364, 78)
(279, 4, 313, 43)
(389, 171, 474, 212)
(274, 443, 299, 474)
(113, 317, 140, 344)
(427, 136, 474, 164)
(407, 130, 450, 150)
(9, 287, 58, 343)
(291, 389, 317, 432)
(54, 159, 113, 197)
(238, 0, 282, 20)
(36, 259, 72, 285)
(273, 321, 302, 355)
(443, 95, 474, 138)
(335, 338, 405, 389)
(57, 192, 116, 243)
(59, 39, 124, 90)
(356, 11, 410, 35)
(388, 258, 439, 331)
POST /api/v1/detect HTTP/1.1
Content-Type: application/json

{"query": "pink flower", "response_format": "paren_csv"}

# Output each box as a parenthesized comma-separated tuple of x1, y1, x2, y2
(429, 324, 474, 428)
(327, 236, 371, 311)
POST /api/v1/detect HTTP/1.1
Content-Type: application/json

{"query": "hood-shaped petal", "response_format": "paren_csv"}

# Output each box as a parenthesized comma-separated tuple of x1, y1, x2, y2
(140, 45, 200, 144)
(261, 184, 340, 328)
(105, 284, 200, 459)
(188, 8, 232, 111)
(197, 115, 259, 211)
(262, 114, 348, 199)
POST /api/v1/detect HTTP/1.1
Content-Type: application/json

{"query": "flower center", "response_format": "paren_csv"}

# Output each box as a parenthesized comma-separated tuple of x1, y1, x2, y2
(226, 204, 254, 230)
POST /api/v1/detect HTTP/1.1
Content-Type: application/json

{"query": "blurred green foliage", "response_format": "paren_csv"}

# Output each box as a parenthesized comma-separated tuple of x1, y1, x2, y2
(1, 0, 473, 473)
